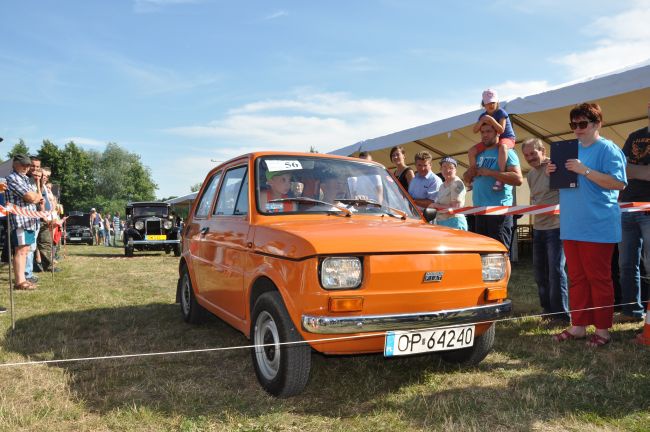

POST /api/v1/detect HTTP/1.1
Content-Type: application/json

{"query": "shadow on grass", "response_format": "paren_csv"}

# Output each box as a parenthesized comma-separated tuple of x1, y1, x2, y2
(3, 304, 650, 428)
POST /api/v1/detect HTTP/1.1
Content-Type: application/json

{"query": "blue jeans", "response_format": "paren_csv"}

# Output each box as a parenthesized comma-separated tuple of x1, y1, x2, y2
(25, 241, 36, 278)
(533, 228, 569, 321)
(618, 211, 650, 318)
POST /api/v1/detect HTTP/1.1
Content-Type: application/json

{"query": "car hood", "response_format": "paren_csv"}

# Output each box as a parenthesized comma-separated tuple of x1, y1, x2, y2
(252, 217, 507, 259)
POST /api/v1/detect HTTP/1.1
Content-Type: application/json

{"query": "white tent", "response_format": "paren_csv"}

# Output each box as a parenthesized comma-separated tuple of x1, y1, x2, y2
(330, 60, 650, 218)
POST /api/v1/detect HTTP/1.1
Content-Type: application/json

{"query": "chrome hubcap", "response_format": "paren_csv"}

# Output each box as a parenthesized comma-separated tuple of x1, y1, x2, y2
(254, 311, 280, 380)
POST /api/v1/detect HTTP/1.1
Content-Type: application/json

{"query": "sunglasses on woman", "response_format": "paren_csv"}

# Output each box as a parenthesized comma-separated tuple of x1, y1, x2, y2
(569, 120, 591, 130)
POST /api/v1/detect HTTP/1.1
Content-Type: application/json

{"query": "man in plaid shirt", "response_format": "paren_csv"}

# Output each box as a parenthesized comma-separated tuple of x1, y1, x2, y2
(6, 154, 42, 290)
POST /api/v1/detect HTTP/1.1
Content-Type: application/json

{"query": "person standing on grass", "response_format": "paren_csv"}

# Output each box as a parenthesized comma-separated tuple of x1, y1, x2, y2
(6, 154, 42, 290)
(90, 208, 101, 245)
(547, 103, 627, 347)
(113, 212, 121, 246)
(522, 138, 569, 326)
(0, 178, 8, 312)
(467, 123, 523, 248)
(616, 103, 650, 325)
(104, 213, 112, 246)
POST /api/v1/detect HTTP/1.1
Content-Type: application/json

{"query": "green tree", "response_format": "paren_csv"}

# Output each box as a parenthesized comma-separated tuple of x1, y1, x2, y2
(7, 139, 30, 159)
(190, 182, 202, 192)
(58, 141, 95, 212)
(37, 139, 63, 178)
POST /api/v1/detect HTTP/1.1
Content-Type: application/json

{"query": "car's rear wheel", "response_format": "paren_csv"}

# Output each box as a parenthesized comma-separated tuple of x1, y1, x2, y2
(251, 292, 311, 397)
(440, 323, 495, 366)
(180, 267, 206, 324)
(164, 246, 171, 254)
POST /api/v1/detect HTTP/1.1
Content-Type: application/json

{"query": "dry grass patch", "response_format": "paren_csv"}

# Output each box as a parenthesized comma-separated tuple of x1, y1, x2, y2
(0, 247, 648, 431)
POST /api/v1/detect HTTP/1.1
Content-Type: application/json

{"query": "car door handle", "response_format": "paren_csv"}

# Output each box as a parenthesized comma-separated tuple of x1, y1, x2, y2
(200, 227, 209, 236)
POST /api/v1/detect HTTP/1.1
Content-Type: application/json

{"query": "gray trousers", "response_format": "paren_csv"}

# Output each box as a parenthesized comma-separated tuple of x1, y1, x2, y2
(37, 224, 53, 271)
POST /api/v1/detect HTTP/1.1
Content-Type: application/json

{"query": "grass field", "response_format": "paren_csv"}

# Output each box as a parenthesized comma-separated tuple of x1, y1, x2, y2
(0, 245, 648, 432)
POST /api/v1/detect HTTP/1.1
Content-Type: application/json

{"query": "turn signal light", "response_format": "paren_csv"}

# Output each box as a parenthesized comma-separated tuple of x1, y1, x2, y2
(329, 297, 364, 312)
(485, 287, 507, 301)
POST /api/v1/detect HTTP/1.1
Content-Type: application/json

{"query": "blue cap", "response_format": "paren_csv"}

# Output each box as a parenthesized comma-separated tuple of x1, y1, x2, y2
(440, 156, 458, 166)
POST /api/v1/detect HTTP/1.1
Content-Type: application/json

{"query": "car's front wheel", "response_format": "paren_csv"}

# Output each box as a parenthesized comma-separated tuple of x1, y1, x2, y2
(124, 243, 134, 257)
(440, 323, 495, 366)
(173, 244, 181, 257)
(179, 267, 206, 324)
(251, 292, 311, 397)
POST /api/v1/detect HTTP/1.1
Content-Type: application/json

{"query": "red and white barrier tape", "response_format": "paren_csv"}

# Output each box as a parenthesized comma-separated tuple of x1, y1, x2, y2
(438, 202, 650, 216)
(0, 203, 54, 219)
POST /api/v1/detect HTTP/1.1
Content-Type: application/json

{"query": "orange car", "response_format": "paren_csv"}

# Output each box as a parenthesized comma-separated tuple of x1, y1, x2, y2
(177, 152, 511, 397)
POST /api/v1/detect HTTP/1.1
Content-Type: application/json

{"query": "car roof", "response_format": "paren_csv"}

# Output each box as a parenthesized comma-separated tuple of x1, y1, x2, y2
(126, 201, 170, 207)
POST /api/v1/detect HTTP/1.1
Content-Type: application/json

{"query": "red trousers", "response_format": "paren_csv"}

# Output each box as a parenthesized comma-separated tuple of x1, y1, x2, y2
(563, 240, 615, 329)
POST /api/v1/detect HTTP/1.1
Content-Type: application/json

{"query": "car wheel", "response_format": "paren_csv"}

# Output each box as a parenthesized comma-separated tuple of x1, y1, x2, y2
(250, 291, 311, 397)
(173, 244, 181, 257)
(124, 244, 134, 257)
(440, 323, 495, 366)
(164, 246, 171, 254)
(179, 267, 206, 324)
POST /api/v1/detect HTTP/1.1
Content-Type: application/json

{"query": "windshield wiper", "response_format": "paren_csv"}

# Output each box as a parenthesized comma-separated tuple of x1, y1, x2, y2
(336, 198, 407, 220)
(269, 197, 352, 217)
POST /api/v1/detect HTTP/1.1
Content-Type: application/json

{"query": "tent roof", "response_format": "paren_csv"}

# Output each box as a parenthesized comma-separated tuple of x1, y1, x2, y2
(165, 192, 197, 206)
(330, 60, 650, 173)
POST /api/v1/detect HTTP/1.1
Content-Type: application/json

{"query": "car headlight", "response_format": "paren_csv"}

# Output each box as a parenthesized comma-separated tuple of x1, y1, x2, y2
(320, 257, 362, 289)
(135, 221, 144, 230)
(163, 220, 173, 229)
(481, 254, 507, 282)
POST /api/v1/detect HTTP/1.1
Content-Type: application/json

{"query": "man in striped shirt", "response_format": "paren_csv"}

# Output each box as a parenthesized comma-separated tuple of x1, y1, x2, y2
(6, 154, 42, 290)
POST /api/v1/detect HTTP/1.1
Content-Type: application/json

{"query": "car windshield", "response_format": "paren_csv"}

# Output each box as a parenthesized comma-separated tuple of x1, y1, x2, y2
(256, 156, 419, 218)
(132, 206, 168, 217)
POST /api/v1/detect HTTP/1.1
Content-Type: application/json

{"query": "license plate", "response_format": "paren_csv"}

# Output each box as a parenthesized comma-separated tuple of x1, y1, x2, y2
(70, 237, 81, 241)
(146, 235, 166, 241)
(384, 325, 475, 357)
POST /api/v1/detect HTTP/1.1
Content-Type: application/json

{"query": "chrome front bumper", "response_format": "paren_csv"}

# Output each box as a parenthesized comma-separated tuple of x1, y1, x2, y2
(302, 300, 512, 334)
(129, 239, 181, 245)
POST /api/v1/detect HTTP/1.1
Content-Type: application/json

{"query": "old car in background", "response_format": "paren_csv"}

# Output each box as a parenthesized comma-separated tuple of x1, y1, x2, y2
(123, 201, 181, 257)
(177, 152, 512, 397)
(64, 211, 93, 245)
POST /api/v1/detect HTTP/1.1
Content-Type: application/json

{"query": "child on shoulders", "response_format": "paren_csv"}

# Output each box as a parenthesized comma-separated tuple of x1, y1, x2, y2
(466, 89, 516, 191)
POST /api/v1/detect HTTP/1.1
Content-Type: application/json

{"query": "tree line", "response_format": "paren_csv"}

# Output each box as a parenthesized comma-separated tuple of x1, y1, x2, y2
(6, 139, 157, 215)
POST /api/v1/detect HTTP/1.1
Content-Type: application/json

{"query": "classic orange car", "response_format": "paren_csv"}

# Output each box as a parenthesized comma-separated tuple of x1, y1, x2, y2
(176, 152, 511, 397)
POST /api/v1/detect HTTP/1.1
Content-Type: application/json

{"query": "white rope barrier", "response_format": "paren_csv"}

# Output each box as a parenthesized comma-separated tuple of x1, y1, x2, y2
(0, 300, 646, 368)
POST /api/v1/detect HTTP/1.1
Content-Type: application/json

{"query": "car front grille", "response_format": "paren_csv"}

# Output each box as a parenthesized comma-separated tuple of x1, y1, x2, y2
(146, 219, 162, 235)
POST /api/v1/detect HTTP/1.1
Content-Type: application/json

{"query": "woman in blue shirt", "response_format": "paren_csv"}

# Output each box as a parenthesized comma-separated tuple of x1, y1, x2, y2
(546, 103, 627, 347)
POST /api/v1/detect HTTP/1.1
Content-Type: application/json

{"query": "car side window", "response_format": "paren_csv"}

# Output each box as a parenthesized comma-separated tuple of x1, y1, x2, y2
(234, 172, 249, 215)
(214, 166, 248, 216)
(194, 171, 222, 218)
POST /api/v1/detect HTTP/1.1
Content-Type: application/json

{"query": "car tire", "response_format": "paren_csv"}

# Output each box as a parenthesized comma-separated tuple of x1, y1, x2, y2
(173, 244, 181, 257)
(124, 244, 134, 257)
(179, 267, 206, 324)
(250, 291, 311, 397)
(440, 323, 495, 366)
(164, 246, 171, 255)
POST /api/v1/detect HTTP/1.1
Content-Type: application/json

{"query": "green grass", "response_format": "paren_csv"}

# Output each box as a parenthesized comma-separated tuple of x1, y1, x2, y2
(0, 246, 648, 431)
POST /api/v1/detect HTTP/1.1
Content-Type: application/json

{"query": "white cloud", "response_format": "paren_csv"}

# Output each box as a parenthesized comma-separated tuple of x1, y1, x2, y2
(166, 90, 476, 154)
(489, 80, 554, 101)
(555, 2, 650, 79)
(63, 136, 106, 147)
(263, 10, 288, 20)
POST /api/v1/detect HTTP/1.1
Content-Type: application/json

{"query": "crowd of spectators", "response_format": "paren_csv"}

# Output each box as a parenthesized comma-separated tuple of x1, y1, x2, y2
(89, 208, 123, 246)
(386, 94, 646, 347)
(0, 154, 65, 294)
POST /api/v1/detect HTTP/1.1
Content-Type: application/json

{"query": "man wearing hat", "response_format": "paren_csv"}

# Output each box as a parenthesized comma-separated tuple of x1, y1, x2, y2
(6, 154, 42, 290)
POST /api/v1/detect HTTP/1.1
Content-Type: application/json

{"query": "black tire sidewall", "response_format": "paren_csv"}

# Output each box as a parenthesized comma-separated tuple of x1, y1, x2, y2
(250, 291, 311, 397)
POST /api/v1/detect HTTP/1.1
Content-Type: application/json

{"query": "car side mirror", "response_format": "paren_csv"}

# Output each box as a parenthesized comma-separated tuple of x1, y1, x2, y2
(422, 207, 437, 223)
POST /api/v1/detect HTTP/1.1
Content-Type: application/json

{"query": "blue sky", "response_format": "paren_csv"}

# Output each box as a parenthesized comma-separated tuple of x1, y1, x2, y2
(1, 0, 649, 198)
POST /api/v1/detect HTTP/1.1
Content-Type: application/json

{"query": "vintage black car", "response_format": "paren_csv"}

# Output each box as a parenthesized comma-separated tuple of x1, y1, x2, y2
(64, 211, 94, 245)
(123, 201, 181, 257)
